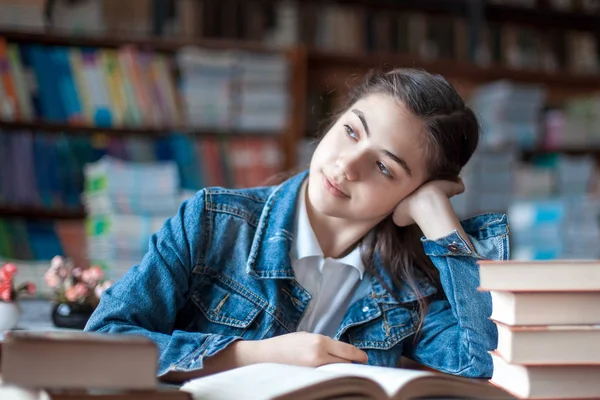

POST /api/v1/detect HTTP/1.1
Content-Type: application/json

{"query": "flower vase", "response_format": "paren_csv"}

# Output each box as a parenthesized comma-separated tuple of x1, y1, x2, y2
(51, 302, 94, 330)
(0, 301, 20, 332)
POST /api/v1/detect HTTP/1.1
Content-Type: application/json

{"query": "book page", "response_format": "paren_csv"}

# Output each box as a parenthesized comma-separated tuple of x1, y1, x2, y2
(318, 363, 432, 397)
(181, 363, 363, 400)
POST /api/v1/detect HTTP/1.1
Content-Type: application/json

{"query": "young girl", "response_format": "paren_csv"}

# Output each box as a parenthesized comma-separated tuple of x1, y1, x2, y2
(85, 68, 508, 382)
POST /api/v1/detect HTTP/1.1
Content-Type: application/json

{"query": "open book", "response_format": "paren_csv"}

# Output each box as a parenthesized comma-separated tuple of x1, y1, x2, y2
(180, 363, 513, 400)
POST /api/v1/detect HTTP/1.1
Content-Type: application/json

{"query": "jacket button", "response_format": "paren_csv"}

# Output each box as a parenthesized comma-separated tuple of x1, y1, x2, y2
(362, 306, 369, 312)
(446, 244, 460, 253)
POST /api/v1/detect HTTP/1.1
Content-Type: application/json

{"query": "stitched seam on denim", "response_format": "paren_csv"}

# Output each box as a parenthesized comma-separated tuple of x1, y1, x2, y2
(207, 204, 259, 227)
(445, 255, 473, 373)
(503, 232, 510, 260)
(350, 328, 415, 349)
(190, 293, 257, 328)
(259, 321, 276, 340)
(195, 190, 207, 269)
(209, 189, 266, 203)
(209, 270, 268, 309)
(280, 287, 303, 307)
(177, 334, 213, 370)
(266, 307, 294, 333)
(205, 190, 213, 267)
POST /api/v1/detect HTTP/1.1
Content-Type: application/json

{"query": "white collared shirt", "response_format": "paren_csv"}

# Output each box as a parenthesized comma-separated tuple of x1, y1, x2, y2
(290, 182, 365, 337)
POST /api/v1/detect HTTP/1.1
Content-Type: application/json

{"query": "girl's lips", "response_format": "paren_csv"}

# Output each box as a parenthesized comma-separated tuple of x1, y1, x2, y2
(322, 173, 350, 198)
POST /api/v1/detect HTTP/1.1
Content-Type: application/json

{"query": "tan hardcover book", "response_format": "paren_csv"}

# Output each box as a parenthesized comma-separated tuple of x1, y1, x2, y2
(495, 322, 600, 365)
(490, 351, 600, 399)
(478, 260, 600, 291)
(490, 290, 600, 326)
(180, 363, 513, 400)
(1, 331, 157, 390)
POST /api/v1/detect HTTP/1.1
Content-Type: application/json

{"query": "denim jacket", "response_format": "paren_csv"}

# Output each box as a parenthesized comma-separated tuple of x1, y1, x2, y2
(85, 170, 509, 378)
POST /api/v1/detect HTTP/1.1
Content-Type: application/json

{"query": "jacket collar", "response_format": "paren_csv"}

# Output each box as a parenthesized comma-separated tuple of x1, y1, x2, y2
(246, 170, 307, 279)
(245, 170, 437, 303)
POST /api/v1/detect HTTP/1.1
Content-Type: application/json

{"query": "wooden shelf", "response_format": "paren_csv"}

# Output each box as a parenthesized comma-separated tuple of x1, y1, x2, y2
(0, 120, 283, 138)
(485, 4, 600, 31)
(312, 0, 467, 15)
(298, 0, 600, 30)
(521, 148, 600, 158)
(0, 206, 86, 220)
(307, 50, 600, 88)
(0, 30, 280, 53)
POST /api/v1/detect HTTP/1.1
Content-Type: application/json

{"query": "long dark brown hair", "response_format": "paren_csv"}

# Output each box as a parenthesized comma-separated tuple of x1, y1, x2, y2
(338, 68, 479, 334)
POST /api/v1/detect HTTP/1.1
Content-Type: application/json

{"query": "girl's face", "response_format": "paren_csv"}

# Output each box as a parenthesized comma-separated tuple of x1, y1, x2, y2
(308, 93, 429, 224)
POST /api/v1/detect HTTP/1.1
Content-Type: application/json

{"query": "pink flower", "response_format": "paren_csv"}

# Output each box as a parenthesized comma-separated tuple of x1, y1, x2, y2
(64, 286, 78, 302)
(27, 283, 36, 294)
(44, 270, 62, 289)
(50, 256, 65, 271)
(72, 267, 82, 278)
(3, 263, 17, 275)
(65, 282, 90, 302)
(57, 266, 69, 279)
(0, 286, 11, 301)
(81, 269, 94, 285)
(89, 266, 104, 280)
(82, 266, 103, 285)
(0, 268, 11, 282)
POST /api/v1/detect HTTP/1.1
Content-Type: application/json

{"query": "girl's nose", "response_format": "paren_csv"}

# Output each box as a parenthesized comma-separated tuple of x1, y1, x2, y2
(336, 147, 366, 181)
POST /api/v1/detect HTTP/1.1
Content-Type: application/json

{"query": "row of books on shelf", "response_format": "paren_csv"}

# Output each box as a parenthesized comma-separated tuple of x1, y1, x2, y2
(451, 147, 600, 260)
(0, 0, 293, 46)
(5, 0, 600, 75)
(0, 130, 283, 211)
(309, 80, 600, 150)
(0, 37, 291, 131)
(303, 3, 598, 73)
(478, 259, 600, 399)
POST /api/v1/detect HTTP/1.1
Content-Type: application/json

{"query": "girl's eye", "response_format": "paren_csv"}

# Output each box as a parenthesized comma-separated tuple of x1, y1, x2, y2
(377, 161, 393, 178)
(344, 124, 358, 141)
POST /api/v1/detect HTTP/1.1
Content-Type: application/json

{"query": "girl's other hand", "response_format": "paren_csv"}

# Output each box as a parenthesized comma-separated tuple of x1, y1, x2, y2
(392, 179, 465, 227)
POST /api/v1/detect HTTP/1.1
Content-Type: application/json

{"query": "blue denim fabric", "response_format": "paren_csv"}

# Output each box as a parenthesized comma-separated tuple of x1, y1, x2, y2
(85, 170, 509, 378)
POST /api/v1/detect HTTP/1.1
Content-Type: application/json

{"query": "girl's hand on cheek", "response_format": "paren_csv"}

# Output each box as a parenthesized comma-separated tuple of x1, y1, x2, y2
(392, 179, 465, 227)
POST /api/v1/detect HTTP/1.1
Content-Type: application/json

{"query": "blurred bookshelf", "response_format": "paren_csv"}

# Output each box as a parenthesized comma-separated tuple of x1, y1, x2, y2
(2, 0, 600, 280)
(0, 120, 284, 138)
(0, 206, 86, 220)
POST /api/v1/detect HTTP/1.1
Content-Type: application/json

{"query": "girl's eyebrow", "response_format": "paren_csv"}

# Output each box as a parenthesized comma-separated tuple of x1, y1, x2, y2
(352, 109, 370, 137)
(383, 150, 412, 176)
(351, 108, 413, 176)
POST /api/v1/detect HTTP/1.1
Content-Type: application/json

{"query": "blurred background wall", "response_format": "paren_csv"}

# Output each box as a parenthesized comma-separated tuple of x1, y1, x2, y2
(0, 0, 599, 294)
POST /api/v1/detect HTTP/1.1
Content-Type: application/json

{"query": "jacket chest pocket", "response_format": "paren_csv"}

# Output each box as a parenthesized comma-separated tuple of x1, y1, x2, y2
(188, 273, 265, 337)
(347, 304, 417, 351)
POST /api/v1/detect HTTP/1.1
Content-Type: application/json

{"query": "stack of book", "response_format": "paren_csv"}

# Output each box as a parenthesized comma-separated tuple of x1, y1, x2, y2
(478, 260, 600, 399)
(83, 155, 186, 280)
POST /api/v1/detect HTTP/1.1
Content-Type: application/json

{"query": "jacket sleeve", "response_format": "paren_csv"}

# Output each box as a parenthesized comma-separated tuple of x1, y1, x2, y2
(403, 213, 509, 378)
(84, 189, 241, 377)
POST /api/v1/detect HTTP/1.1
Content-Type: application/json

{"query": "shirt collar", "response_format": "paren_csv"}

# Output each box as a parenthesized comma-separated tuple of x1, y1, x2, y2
(291, 181, 365, 279)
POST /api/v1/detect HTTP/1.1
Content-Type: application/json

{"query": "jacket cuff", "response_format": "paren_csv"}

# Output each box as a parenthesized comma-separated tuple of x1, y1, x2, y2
(174, 335, 243, 373)
(421, 230, 480, 258)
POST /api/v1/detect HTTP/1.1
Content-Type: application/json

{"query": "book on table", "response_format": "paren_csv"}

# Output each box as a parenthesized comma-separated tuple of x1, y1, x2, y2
(178, 362, 513, 400)
(478, 259, 600, 399)
(490, 351, 600, 399)
(489, 290, 600, 326)
(477, 259, 600, 291)
(1, 331, 158, 390)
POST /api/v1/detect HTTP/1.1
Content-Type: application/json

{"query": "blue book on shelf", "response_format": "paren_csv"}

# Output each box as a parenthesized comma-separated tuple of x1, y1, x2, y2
(25, 220, 64, 261)
(170, 134, 205, 190)
(29, 45, 67, 122)
(52, 47, 83, 123)
(17, 45, 42, 118)
(32, 133, 54, 207)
